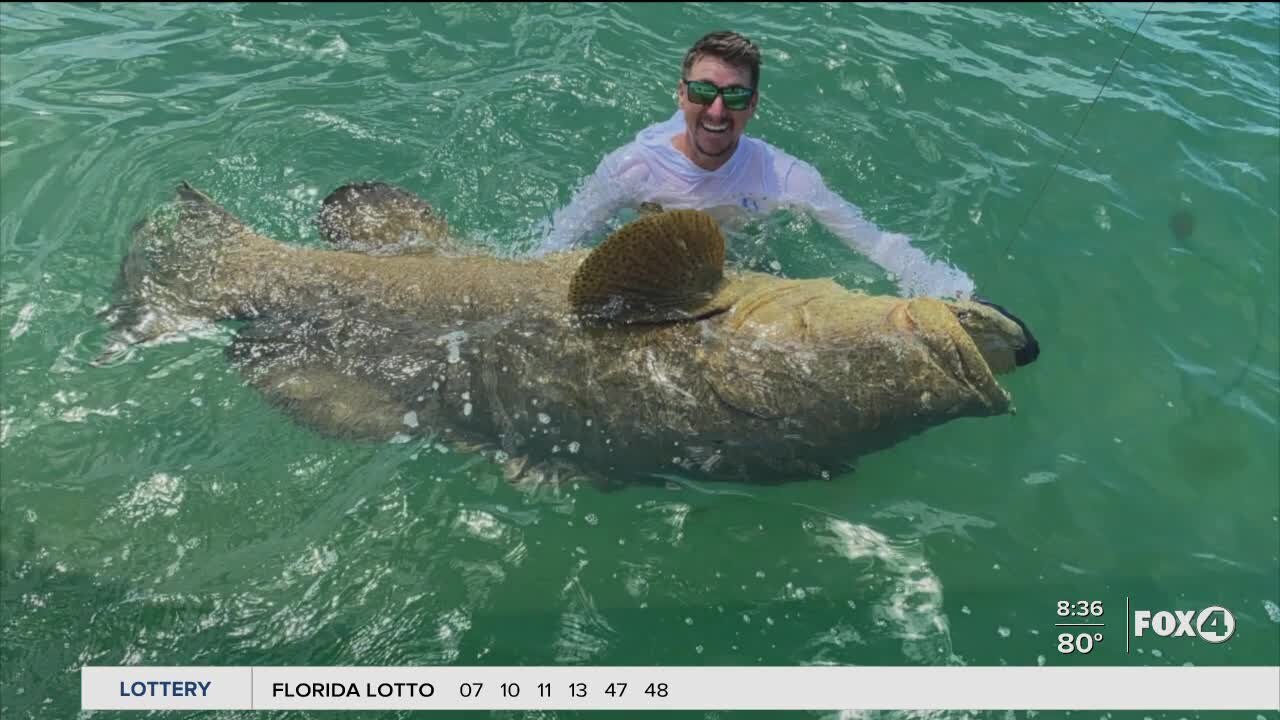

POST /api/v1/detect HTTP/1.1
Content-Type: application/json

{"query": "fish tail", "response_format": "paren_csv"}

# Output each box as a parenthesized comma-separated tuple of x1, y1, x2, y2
(94, 181, 252, 365)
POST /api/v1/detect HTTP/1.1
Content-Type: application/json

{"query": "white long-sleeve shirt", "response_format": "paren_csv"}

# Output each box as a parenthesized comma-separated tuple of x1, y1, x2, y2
(531, 111, 976, 300)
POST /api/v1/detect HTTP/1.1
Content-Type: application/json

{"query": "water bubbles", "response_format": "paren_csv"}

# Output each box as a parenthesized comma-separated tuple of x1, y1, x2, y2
(908, 125, 940, 163)
(568, 441, 580, 454)
(537, 413, 551, 425)
(115, 473, 185, 523)
(685, 617, 694, 626)
(1263, 600, 1280, 623)
(9, 303, 34, 339)
(1094, 205, 1112, 231)
(1022, 471, 1057, 485)
(584, 513, 598, 526)
(463, 402, 472, 417)
(841, 77, 870, 102)
(287, 184, 319, 203)
(998, 626, 1011, 638)
(877, 64, 905, 102)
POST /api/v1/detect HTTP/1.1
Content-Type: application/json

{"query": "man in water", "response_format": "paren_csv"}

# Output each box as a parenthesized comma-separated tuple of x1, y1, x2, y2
(531, 30, 977, 300)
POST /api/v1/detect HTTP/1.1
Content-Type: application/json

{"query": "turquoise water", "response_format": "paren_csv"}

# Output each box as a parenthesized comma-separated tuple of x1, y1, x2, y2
(2, 2, 1277, 719)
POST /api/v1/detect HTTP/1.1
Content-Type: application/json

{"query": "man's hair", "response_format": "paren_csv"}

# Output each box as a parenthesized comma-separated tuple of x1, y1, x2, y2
(682, 31, 761, 89)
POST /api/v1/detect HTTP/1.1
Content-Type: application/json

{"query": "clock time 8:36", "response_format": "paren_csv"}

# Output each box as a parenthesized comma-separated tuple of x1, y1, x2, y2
(1058, 601, 1103, 617)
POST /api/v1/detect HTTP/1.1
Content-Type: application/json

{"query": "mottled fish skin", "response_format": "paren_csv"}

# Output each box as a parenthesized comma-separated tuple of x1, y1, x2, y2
(101, 181, 1039, 486)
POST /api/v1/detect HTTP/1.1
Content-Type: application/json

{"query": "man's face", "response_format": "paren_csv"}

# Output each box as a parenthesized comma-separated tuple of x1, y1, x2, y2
(678, 55, 757, 166)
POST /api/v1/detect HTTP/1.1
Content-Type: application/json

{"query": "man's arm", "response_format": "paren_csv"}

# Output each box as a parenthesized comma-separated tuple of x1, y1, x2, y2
(779, 158, 977, 299)
(532, 150, 642, 256)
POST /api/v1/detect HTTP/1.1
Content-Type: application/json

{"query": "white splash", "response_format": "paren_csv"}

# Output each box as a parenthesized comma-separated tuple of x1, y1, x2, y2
(8, 304, 35, 339)
(1022, 471, 1058, 485)
(817, 519, 954, 664)
(113, 473, 185, 523)
(1263, 600, 1280, 623)
(304, 110, 402, 145)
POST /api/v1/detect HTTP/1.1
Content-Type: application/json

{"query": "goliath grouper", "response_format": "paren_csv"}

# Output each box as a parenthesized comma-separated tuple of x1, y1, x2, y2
(99, 181, 1040, 486)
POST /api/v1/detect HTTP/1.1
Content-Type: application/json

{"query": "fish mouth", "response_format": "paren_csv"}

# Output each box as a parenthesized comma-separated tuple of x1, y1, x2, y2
(890, 299, 1010, 411)
(941, 332, 1010, 412)
(971, 297, 1040, 367)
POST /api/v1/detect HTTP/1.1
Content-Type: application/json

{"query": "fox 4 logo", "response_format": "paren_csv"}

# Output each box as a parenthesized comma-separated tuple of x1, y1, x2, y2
(1133, 606, 1236, 643)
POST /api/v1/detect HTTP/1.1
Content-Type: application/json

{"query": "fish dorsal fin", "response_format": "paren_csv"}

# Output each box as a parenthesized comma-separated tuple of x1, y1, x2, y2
(316, 181, 455, 254)
(569, 209, 729, 323)
(174, 180, 250, 238)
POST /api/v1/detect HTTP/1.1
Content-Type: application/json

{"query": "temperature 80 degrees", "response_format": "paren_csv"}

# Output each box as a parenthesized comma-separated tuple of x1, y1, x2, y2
(1058, 632, 1103, 654)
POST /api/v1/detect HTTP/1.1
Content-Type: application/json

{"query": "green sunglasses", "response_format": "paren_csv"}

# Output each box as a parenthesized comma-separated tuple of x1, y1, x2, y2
(682, 79, 755, 111)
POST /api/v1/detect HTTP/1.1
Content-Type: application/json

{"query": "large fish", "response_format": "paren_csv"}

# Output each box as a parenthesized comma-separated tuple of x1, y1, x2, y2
(99, 181, 1040, 486)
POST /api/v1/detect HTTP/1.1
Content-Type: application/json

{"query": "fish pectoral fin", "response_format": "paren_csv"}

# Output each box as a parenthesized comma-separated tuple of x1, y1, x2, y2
(93, 298, 214, 366)
(568, 209, 732, 324)
(499, 454, 619, 495)
(316, 181, 457, 255)
(236, 357, 424, 443)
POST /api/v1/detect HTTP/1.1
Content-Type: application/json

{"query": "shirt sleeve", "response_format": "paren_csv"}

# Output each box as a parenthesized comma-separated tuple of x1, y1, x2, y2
(779, 157, 977, 300)
(531, 149, 643, 256)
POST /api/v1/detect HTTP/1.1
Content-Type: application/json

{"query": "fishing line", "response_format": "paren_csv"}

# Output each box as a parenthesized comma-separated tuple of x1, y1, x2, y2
(1002, 1, 1268, 418)
(1179, 233, 1270, 421)
(1004, 1, 1156, 255)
